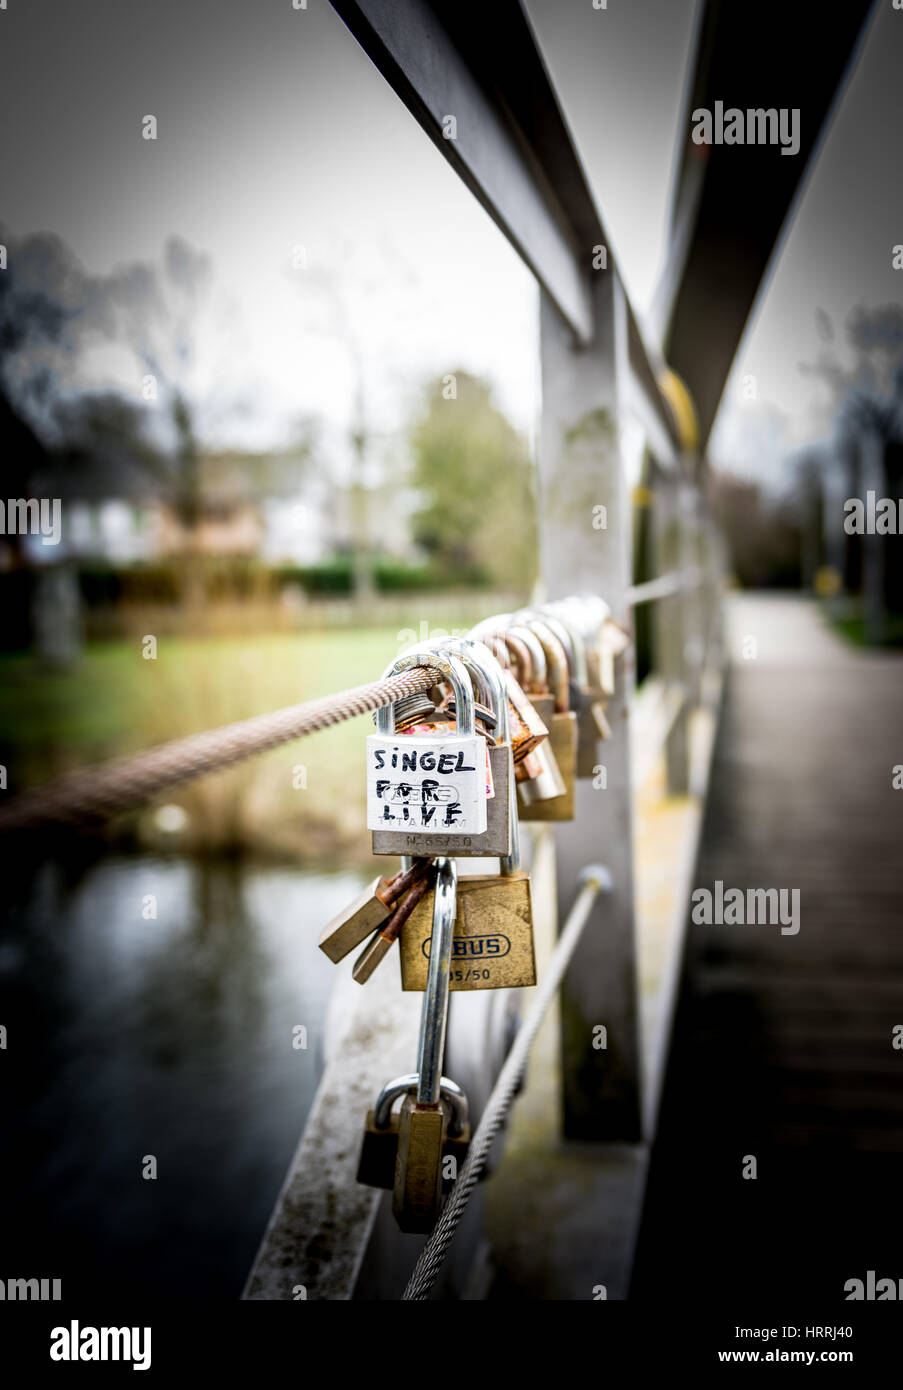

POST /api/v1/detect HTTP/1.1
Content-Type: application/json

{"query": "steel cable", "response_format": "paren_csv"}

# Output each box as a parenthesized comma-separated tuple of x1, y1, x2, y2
(0, 667, 436, 831)
(401, 866, 611, 1301)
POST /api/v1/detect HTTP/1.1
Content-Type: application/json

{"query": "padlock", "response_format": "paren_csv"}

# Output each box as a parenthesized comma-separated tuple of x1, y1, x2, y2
(535, 608, 603, 779)
(600, 615, 631, 695)
(402, 727, 535, 992)
(497, 636, 549, 758)
(546, 597, 623, 767)
(368, 649, 498, 857)
(448, 659, 546, 770)
(317, 857, 431, 963)
(516, 619, 576, 820)
(399, 868, 536, 991)
(441, 636, 521, 843)
(554, 594, 628, 703)
(357, 1103, 403, 1190)
(507, 624, 555, 727)
(357, 1074, 470, 1192)
(352, 861, 435, 983)
(553, 595, 613, 696)
(478, 634, 543, 775)
(375, 686, 500, 810)
(393, 1093, 447, 1232)
(504, 623, 568, 797)
(478, 627, 566, 802)
(395, 855, 465, 1231)
(375, 637, 514, 859)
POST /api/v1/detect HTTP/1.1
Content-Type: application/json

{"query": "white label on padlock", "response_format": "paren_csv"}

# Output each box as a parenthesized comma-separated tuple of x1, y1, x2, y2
(366, 733, 488, 834)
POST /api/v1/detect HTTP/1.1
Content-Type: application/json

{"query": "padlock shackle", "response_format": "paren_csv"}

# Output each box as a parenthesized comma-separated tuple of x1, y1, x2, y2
(469, 612, 514, 641)
(500, 633, 533, 690)
(481, 633, 513, 674)
(558, 592, 611, 633)
(549, 597, 614, 694)
(442, 638, 511, 749)
(417, 856, 457, 1107)
(520, 618, 571, 713)
(506, 623, 548, 692)
(377, 649, 477, 737)
(372, 1072, 468, 1137)
(539, 610, 590, 689)
(398, 637, 508, 744)
(444, 637, 521, 875)
(465, 628, 532, 694)
(373, 1073, 419, 1128)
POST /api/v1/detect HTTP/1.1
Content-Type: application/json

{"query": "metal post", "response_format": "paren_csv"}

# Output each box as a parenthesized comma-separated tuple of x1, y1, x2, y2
(417, 857, 457, 1105)
(800, 459, 822, 593)
(861, 431, 886, 646)
(654, 472, 691, 796)
(537, 273, 643, 1142)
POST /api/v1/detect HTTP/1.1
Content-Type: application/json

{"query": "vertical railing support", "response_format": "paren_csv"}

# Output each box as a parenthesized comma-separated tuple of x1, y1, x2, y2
(654, 473, 691, 796)
(536, 272, 643, 1142)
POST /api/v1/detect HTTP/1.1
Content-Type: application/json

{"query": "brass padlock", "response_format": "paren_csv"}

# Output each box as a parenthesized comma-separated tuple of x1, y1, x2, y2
(544, 601, 628, 774)
(516, 621, 576, 820)
(352, 863, 436, 983)
(585, 618, 630, 745)
(400, 869, 536, 991)
(600, 616, 631, 694)
(393, 1094, 446, 1233)
(538, 609, 602, 780)
(317, 858, 430, 963)
(387, 860, 472, 1231)
(357, 1097, 470, 1192)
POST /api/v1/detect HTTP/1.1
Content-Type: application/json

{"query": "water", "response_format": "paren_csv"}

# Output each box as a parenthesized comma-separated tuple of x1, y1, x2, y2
(0, 852, 362, 1300)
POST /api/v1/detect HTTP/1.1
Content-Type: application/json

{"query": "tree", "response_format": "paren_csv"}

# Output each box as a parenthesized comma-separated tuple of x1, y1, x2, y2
(409, 372, 537, 590)
(707, 472, 801, 589)
(800, 303, 903, 442)
(800, 305, 903, 636)
(1, 230, 318, 588)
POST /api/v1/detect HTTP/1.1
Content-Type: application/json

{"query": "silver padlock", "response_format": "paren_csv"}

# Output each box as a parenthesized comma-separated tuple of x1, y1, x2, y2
(374, 638, 512, 857)
(548, 594, 616, 699)
(440, 637, 515, 858)
(369, 648, 496, 857)
(555, 596, 622, 739)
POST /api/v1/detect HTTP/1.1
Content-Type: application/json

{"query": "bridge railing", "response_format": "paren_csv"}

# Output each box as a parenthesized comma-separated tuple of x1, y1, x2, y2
(0, 0, 726, 1302)
(243, 0, 727, 1296)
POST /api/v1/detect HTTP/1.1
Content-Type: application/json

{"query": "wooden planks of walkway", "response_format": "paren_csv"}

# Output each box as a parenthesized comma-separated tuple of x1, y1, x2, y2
(632, 594, 903, 1302)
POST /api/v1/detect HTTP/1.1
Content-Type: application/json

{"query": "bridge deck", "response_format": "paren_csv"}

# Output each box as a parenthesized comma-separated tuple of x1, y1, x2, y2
(632, 594, 903, 1302)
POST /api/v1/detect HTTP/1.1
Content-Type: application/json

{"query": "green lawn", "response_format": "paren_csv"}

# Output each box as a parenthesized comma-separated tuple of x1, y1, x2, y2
(828, 607, 903, 649)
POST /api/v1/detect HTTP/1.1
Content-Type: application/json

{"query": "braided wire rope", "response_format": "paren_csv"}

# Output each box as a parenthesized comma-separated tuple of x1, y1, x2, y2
(402, 868, 609, 1300)
(0, 667, 436, 831)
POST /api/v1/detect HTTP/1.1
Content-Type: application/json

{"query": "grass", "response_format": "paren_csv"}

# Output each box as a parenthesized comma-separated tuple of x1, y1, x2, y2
(827, 607, 903, 650)
(0, 621, 489, 863)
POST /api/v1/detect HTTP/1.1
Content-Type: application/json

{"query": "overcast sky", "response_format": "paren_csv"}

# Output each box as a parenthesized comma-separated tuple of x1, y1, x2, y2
(1, 0, 899, 487)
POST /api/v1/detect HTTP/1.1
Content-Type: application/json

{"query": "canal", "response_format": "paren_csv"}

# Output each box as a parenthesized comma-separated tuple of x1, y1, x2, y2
(0, 851, 358, 1300)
